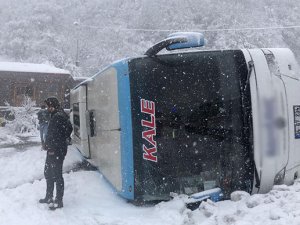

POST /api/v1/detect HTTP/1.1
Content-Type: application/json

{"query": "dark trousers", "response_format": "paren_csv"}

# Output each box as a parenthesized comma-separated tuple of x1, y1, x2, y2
(44, 154, 64, 201)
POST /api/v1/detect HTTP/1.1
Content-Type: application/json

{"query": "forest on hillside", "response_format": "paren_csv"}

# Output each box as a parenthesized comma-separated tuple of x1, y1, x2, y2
(0, 0, 299, 77)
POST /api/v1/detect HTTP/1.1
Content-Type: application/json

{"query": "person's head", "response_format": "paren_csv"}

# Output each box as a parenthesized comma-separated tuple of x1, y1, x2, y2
(45, 97, 60, 112)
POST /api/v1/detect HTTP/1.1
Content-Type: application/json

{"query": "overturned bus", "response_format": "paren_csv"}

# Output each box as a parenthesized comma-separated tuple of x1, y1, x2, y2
(70, 33, 300, 203)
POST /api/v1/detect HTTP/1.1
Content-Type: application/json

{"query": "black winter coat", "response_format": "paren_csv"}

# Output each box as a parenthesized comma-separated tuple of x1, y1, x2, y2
(45, 109, 71, 158)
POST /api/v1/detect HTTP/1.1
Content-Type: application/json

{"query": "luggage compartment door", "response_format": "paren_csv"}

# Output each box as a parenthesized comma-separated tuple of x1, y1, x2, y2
(71, 85, 90, 158)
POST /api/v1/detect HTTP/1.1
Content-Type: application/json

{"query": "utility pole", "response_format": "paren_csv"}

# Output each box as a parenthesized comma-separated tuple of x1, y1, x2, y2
(74, 21, 80, 67)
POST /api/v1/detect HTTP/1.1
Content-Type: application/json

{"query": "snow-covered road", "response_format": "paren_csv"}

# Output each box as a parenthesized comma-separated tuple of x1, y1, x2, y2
(0, 144, 194, 225)
(2, 139, 300, 225)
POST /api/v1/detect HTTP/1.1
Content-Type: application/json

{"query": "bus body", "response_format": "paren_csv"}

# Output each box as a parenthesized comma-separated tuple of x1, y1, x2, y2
(71, 47, 300, 202)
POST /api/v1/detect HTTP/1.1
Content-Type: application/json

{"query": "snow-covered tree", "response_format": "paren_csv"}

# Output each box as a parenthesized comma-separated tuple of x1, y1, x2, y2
(0, 0, 299, 76)
(5, 97, 38, 135)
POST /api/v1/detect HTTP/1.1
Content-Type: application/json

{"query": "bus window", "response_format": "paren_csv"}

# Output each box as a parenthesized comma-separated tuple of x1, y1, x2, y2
(73, 103, 80, 137)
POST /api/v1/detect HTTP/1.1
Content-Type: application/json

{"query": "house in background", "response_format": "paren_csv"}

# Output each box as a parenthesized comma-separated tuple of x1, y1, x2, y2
(0, 62, 75, 108)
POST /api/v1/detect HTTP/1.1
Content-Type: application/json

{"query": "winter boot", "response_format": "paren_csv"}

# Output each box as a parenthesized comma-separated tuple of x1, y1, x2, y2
(49, 199, 63, 210)
(39, 197, 53, 204)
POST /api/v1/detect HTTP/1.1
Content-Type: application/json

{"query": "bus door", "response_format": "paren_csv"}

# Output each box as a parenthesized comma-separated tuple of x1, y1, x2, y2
(245, 49, 289, 193)
(71, 84, 90, 158)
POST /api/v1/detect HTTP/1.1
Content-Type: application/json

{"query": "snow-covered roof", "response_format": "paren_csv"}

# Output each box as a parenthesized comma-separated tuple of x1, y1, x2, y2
(73, 76, 89, 80)
(0, 62, 70, 74)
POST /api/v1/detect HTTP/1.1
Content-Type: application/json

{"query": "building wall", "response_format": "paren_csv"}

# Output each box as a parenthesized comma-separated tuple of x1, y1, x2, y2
(0, 71, 74, 108)
(0, 77, 11, 106)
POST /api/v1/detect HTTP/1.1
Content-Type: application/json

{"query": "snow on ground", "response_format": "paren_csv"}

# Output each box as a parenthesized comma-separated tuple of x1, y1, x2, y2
(0, 145, 83, 189)
(2, 129, 300, 224)
(0, 127, 23, 146)
(193, 184, 300, 225)
(0, 127, 40, 147)
(0, 143, 192, 225)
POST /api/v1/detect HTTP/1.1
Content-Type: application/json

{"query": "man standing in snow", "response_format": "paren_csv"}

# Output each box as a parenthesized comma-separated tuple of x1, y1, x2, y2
(37, 105, 50, 148)
(39, 97, 72, 210)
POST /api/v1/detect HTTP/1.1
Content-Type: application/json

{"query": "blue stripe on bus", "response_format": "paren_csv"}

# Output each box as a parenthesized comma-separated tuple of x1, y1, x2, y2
(114, 60, 134, 200)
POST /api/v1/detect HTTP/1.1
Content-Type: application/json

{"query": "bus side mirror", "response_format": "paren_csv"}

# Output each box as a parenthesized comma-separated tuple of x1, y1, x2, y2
(145, 32, 205, 57)
(166, 32, 205, 50)
(86, 110, 96, 137)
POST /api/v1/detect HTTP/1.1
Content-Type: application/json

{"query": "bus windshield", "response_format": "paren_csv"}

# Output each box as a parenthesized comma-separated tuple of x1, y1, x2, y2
(129, 50, 253, 200)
